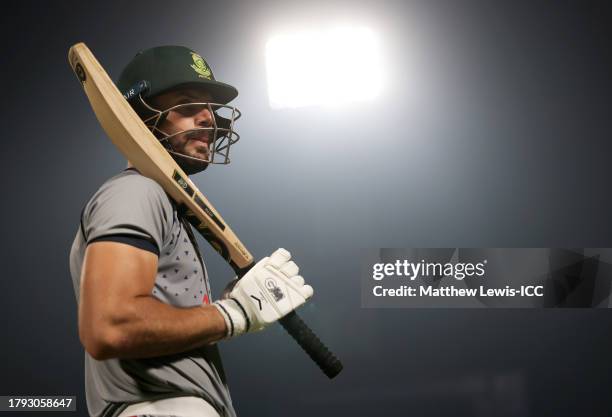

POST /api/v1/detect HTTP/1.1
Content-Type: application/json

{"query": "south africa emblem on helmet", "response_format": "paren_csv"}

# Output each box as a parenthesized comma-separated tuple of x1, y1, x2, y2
(190, 52, 212, 79)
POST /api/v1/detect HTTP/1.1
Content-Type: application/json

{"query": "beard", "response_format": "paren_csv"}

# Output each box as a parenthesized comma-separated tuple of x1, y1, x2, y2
(165, 135, 211, 175)
(177, 155, 209, 175)
(153, 128, 212, 175)
(168, 149, 209, 174)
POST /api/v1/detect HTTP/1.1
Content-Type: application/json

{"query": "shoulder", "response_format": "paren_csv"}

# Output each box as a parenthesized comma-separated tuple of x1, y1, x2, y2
(100, 168, 165, 196)
(89, 169, 169, 206)
(83, 169, 176, 222)
(81, 169, 177, 247)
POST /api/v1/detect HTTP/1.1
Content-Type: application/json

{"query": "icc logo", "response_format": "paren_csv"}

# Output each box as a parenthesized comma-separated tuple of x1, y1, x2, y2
(265, 278, 285, 302)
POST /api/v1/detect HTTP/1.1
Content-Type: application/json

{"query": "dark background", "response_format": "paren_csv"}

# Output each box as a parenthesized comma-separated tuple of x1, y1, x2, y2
(2, 1, 612, 416)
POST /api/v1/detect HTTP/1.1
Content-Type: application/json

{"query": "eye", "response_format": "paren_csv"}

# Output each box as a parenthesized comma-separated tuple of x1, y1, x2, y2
(173, 102, 208, 117)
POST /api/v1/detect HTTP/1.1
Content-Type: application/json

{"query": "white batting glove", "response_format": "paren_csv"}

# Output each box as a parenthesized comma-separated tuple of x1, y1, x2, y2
(213, 248, 314, 338)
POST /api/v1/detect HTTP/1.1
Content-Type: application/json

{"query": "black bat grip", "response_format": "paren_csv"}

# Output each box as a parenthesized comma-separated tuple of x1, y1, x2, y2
(234, 262, 343, 379)
(279, 311, 343, 379)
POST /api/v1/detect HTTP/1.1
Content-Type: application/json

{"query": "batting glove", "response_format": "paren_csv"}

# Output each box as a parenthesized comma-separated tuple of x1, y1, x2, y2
(213, 248, 314, 338)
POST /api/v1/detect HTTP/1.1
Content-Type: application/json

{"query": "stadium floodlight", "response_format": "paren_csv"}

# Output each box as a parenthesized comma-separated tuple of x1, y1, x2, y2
(265, 26, 383, 109)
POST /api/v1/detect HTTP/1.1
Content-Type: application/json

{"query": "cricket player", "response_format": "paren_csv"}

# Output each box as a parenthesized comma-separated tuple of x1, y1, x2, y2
(69, 45, 314, 417)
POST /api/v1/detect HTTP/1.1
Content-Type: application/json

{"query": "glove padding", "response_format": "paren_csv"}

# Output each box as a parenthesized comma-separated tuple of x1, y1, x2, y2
(213, 248, 314, 338)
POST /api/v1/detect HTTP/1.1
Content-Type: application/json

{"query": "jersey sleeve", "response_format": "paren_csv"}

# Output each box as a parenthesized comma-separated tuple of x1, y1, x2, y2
(81, 173, 174, 255)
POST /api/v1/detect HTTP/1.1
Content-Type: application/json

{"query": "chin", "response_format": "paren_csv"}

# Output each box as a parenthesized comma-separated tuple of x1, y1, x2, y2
(180, 146, 207, 159)
(186, 146, 209, 159)
(179, 158, 209, 175)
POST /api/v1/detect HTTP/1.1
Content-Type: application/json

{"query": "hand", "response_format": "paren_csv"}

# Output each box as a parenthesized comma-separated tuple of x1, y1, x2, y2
(213, 248, 314, 338)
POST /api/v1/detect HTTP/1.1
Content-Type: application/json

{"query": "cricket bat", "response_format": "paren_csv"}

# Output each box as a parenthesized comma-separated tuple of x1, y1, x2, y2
(68, 42, 342, 378)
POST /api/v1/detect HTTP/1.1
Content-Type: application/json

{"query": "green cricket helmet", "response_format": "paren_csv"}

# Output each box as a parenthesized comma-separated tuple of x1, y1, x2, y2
(117, 45, 238, 104)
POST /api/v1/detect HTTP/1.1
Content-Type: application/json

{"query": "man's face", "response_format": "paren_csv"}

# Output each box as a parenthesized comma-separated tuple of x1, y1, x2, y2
(151, 88, 215, 162)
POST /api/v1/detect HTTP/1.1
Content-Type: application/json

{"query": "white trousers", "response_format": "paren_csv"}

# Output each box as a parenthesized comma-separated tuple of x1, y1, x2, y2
(117, 396, 221, 417)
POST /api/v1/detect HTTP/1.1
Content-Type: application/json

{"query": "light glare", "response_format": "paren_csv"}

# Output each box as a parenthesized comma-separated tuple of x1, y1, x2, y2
(265, 26, 383, 109)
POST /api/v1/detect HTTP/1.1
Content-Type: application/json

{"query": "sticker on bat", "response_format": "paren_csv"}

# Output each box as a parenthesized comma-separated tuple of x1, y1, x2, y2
(173, 170, 195, 197)
(233, 241, 250, 260)
(74, 63, 86, 82)
(184, 212, 231, 261)
(194, 194, 226, 231)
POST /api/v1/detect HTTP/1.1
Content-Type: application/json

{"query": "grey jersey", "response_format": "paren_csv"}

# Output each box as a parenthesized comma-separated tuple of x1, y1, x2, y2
(69, 169, 236, 417)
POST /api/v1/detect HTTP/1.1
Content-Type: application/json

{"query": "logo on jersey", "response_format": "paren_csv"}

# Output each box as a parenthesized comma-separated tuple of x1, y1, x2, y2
(190, 52, 212, 79)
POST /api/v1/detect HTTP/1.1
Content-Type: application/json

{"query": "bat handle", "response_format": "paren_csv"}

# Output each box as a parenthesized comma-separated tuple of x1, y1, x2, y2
(233, 261, 343, 378)
(279, 311, 343, 379)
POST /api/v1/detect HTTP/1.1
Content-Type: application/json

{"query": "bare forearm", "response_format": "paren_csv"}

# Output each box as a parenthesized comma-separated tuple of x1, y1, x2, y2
(98, 296, 226, 359)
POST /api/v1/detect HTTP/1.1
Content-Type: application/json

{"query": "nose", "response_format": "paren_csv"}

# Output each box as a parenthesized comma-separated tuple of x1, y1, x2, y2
(194, 107, 213, 128)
